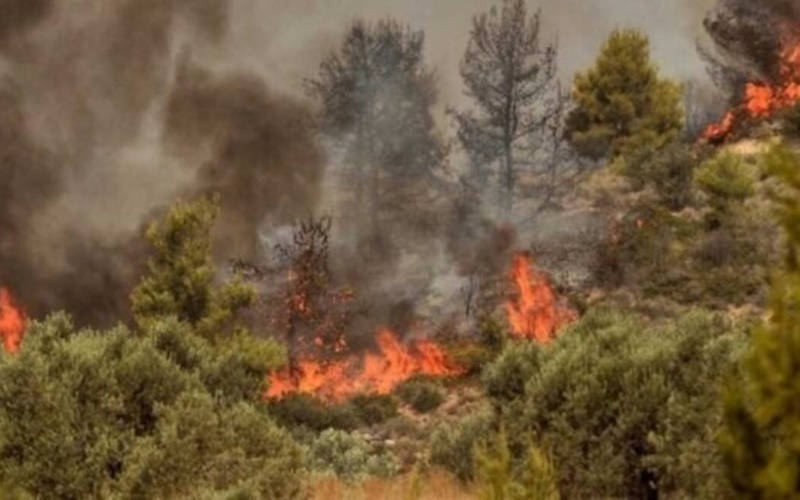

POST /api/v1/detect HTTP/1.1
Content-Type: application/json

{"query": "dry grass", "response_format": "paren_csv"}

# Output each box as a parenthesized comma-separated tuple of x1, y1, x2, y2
(310, 469, 477, 500)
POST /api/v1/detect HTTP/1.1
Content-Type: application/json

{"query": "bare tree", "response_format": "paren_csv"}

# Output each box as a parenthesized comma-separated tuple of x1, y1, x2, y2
(234, 217, 355, 374)
(453, 0, 562, 216)
(308, 19, 446, 237)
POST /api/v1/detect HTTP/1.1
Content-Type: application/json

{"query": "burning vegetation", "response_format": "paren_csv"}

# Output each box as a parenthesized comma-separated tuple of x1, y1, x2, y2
(703, 39, 800, 141)
(701, 0, 800, 142)
(266, 328, 462, 402)
(2, 0, 799, 498)
(505, 253, 577, 343)
(0, 288, 25, 354)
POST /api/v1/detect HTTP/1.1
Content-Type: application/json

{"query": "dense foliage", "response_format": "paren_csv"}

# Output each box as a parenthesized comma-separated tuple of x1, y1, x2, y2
(0, 315, 302, 499)
(0, 2, 792, 497)
(567, 29, 684, 162)
(721, 144, 800, 497)
(131, 195, 255, 339)
(482, 308, 745, 498)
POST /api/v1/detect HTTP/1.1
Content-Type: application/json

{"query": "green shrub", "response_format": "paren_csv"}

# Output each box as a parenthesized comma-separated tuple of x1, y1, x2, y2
(0, 315, 302, 499)
(395, 377, 445, 413)
(648, 141, 697, 211)
(475, 428, 560, 500)
(120, 392, 305, 499)
(429, 409, 494, 482)
(484, 308, 744, 498)
(267, 394, 361, 432)
(779, 102, 800, 139)
(721, 143, 800, 497)
(444, 340, 495, 377)
(349, 394, 399, 426)
(308, 429, 399, 481)
(695, 152, 755, 228)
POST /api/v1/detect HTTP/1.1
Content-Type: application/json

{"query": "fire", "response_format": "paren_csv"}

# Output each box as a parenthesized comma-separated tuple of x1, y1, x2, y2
(266, 329, 462, 401)
(0, 288, 25, 354)
(505, 253, 576, 343)
(703, 39, 800, 142)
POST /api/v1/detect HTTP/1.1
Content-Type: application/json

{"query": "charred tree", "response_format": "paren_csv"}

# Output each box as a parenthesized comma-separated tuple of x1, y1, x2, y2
(273, 217, 354, 375)
(308, 19, 446, 238)
(453, 0, 566, 216)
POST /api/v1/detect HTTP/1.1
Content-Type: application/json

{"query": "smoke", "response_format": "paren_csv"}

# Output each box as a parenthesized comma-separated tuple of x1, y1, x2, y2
(0, 0, 325, 325)
(0, 0, 52, 46)
(228, 0, 717, 107)
(163, 61, 325, 260)
(0, 0, 726, 331)
(701, 0, 800, 94)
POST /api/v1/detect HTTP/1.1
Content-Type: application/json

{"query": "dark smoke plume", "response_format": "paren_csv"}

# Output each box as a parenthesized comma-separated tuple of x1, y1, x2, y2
(164, 61, 326, 261)
(0, 0, 53, 45)
(0, 0, 324, 326)
(702, 0, 800, 94)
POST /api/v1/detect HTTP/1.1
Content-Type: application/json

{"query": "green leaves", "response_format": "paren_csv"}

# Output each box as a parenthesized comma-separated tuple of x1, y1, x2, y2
(721, 143, 800, 498)
(131, 195, 255, 340)
(483, 308, 743, 498)
(567, 29, 683, 162)
(0, 315, 301, 498)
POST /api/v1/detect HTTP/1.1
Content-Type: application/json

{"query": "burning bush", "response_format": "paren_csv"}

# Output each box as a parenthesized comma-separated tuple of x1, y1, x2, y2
(701, 0, 800, 142)
(505, 253, 576, 343)
(0, 288, 25, 353)
(266, 329, 463, 402)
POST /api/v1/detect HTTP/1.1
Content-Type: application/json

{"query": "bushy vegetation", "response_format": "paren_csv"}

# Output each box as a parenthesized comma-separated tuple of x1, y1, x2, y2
(0, 2, 792, 498)
(0, 197, 306, 498)
(721, 144, 800, 497)
(429, 409, 495, 482)
(0, 314, 304, 499)
(307, 429, 399, 482)
(482, 308, 745, 498)
(474, 429, 559, 500)
(268, 394, 363, 432)
(592, 145, 775, 309)
(395, 377, 445, 413)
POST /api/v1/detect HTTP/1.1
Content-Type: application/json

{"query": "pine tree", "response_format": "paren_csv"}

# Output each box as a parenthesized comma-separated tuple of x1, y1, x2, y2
(721, 143, 800, 497)
(453, 0, 567, 215)
(131, 195, 254, 339)
(308, 19, 445, 235)
(566, 29, 683, 162)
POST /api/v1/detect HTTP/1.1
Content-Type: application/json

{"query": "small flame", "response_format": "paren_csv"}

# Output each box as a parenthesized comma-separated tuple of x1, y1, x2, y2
(505, 253, 576, 343)
(702, 39, 800, 142)
(0, 288, 26, 354)
(266, 329, 461, 402)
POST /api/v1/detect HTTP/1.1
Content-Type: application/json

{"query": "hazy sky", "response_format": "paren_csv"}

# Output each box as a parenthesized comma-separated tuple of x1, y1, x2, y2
(226, 0, 718, 102)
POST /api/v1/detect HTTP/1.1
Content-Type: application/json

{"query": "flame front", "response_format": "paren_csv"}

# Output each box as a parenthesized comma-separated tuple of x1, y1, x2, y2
(505, 253, 576, 343)
(0, 288, 25, 354)
(703, 40, 800, 142)
(266, 329, 462, 402)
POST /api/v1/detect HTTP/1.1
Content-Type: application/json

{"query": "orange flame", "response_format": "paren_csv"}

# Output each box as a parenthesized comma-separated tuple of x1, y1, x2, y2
(0, 288, 25, 354)
(266, 329, 462, 402)
(702, 40, 800, 142)
(505, 253, 576, 343)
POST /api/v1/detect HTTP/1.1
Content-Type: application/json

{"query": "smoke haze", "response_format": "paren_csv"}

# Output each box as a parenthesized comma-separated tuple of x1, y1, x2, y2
(0, 0, 718, 327)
